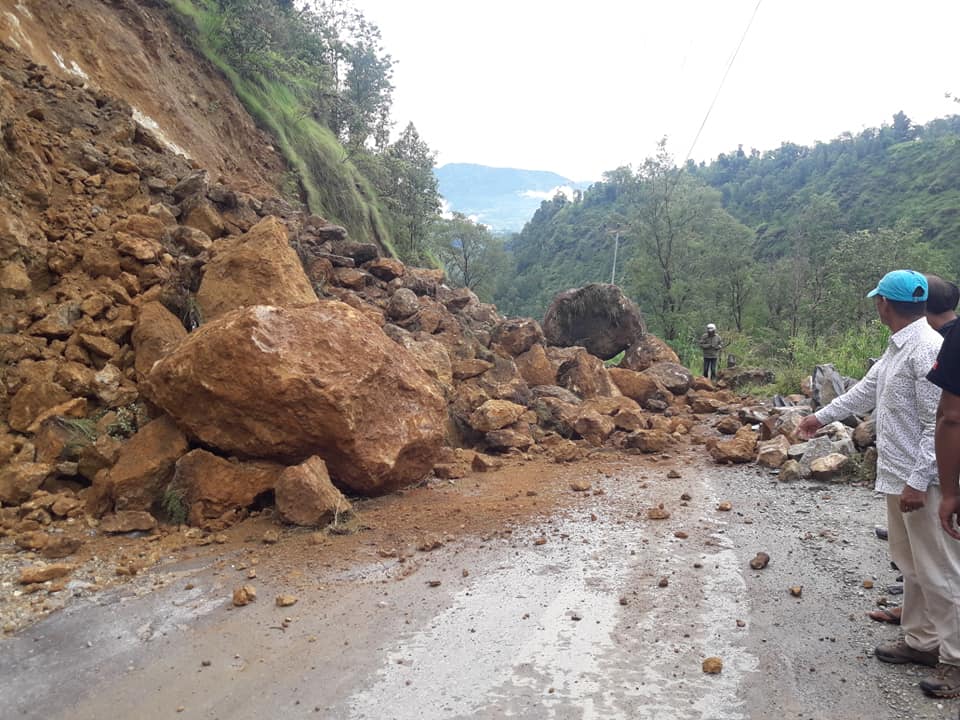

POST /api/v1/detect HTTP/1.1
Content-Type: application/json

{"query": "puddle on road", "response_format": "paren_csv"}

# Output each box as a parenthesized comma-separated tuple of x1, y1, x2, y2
(345, 477, 758, 720)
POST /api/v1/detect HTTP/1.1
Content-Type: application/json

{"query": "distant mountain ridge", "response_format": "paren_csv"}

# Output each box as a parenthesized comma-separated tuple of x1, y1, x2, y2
(435, 163, 591, 233)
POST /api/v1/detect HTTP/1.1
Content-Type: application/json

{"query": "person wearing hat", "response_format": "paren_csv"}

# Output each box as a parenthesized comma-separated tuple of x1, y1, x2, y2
(799, 270, 960, 695)
(698, 323, 723, 381)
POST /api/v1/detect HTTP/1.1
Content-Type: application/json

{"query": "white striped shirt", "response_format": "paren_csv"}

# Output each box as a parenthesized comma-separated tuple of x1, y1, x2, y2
(814, 318, 942, 494)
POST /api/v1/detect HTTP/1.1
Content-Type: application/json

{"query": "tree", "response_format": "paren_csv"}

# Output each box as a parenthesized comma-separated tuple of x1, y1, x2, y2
(432, 213, 508, 300)
(625, 140, 720, 340)
(377, 123, 440, 261)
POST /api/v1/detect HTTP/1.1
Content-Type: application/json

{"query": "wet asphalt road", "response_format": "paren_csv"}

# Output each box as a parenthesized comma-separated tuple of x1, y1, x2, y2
(2, 446, 956, 720)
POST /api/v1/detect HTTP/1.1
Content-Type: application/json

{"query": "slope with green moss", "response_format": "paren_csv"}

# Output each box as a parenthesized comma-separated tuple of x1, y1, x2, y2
(166, 0, 395, 253)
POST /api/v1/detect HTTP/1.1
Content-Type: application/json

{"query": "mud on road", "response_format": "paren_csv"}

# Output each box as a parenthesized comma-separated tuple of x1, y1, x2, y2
(2, 445, 955, 720)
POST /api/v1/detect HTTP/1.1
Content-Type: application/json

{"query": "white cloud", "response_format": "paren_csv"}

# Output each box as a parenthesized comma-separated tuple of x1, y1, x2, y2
(520, 185, 575, 201)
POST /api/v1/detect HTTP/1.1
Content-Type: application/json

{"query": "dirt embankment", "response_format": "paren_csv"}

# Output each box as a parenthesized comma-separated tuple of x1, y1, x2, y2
(0, 0, 284, 197)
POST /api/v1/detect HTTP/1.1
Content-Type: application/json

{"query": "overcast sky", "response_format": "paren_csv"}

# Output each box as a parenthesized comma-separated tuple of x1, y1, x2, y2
(349, 0, 960, 181)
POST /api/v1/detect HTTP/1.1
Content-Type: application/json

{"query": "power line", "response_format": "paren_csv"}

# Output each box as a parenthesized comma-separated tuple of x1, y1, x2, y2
(682, 0, 763, 167)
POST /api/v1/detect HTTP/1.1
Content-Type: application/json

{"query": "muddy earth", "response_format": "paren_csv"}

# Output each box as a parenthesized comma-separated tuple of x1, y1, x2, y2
(1, 448, 953, 720)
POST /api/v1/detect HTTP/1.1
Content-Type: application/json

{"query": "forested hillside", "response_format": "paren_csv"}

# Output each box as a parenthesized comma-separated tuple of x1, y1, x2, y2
(494, 116, 960, 378)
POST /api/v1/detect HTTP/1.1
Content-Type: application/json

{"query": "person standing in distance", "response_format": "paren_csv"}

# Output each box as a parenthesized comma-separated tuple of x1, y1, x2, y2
(698, 323, 723, 381)
(797, 270, 957, 688)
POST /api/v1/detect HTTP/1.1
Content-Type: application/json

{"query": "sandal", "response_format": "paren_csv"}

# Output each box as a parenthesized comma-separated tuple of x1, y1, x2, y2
(868, 607, 902, 625)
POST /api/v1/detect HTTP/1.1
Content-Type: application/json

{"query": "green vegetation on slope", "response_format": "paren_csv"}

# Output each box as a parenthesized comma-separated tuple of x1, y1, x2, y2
(494, 124, 958, 389)
(165, 0, 440, 259)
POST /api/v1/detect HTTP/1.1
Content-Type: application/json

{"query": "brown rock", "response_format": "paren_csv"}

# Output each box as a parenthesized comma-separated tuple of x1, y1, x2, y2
(0, 462, 53, 504)
(184, 202, 226, 239)
(715, 416, 742, 434)
(81, 245, 122, 279)
(608, 367, 672, 409)
(132, 301, 187, 378)
(620, 334, 680, 371)
(757, 435, 791, 469)
(0, 261, 31, 296)
(79, 333, 120, 359)
(100, 510, 158, 533)
(386, 288, 420, 320)
(463, 355, 531, 406)
(485, 427, 533, 451)
(275, 595, 298, 608)
(105, 172, 141, 202)
(547, 439, 581, 462)
(19, 563, 73, 584)
(641, 362, 693, 396)
(471, 454, 503, 472)
(452, 359, 494, 381)
(172, 226, 213, 255)
(331, 267, 369, 290)
(625, 429, 671, 453)
(810, 453, 850, 482)
(15, 531, 49, 551)
(42, 536, 83, 559)
(93, 416, 188, 513)
(468, 399, 527, 432)
(556, 351, 620, 399)
(749, 552, 770, 570)
(146, 303, 446, 495)
(691, 395, 727, 415)
(173, 450, 284, 526)
(573, 410, 616, 445)
(646, 506, 671, 520)
(366, 257, 405, 281)
(118, 214, 166, 241)
(779, 459, 802, 482)
(115, 232, 162, 262)
(515, 344, 557, 387)
(707, 426, 757, 464)
(853, 417, 876, 449)
(275, 456, 351, 527)
(232, 585, 256, 606)
(196, 217, 316, 322)
(54, 362, 96, 396)
(789, 586, 803, 598)
(702, 657, 723, 674)
(8, 381, 72, 432)
(490, 318, 546, 357)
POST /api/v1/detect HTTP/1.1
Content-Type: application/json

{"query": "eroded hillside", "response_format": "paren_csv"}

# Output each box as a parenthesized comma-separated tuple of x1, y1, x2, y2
(0, 0, 284, 196)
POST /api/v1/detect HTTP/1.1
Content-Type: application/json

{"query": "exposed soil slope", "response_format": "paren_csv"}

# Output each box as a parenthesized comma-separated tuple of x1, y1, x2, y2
(0, 0, 284, 196)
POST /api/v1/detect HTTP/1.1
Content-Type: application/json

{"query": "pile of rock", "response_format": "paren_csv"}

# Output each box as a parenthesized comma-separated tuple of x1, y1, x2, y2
(0, 45, 771, 555)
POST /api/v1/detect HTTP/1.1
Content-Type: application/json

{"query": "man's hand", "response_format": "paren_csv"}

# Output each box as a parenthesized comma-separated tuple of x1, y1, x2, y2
(899, 486, 927, 513)
(797, 415, 822, 439)
(940, 495, 960, 540)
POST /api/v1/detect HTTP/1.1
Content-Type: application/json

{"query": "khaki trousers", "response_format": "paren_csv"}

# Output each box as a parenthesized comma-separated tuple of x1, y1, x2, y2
(887, 485, 960, 664)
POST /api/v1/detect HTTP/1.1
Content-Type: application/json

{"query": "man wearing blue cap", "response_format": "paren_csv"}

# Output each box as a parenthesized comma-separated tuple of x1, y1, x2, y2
(799, 270, 960, 693)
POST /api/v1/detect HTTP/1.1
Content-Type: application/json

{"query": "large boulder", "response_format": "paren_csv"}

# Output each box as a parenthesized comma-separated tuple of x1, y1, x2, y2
(144, 302, 447, 495)
(542, 283, 645, 360)
(172, 449, 284, 527)
(620, 334, 679, 372)
(196, 216, 317, 322)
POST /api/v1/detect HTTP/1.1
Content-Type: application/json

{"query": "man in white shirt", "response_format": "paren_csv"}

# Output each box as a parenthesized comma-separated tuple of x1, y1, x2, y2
(799, 270, 960, 695)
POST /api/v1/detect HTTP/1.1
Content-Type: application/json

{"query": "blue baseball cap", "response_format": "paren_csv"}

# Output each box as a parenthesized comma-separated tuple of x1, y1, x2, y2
(866, 270, 928, 302)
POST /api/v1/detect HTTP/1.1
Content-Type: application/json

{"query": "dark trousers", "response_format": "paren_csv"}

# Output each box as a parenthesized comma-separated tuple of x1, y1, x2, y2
(703, 357, 718, 381)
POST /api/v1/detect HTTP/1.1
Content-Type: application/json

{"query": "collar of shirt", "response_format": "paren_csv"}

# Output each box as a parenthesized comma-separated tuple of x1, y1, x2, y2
(888, 317, 928, 350)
